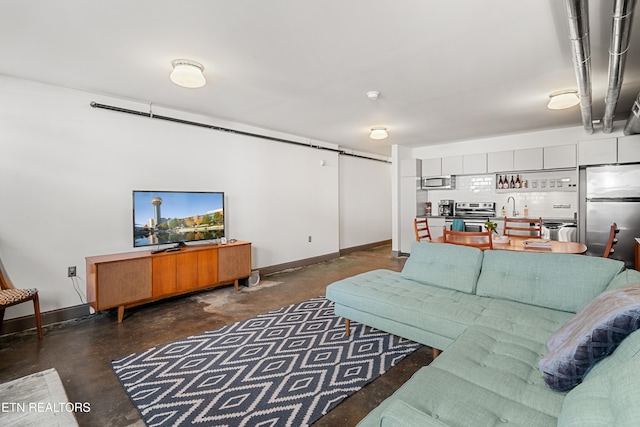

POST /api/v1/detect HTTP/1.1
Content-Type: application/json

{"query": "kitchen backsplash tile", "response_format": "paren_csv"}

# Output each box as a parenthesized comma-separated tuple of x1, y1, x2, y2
(425, 171, 578, 220)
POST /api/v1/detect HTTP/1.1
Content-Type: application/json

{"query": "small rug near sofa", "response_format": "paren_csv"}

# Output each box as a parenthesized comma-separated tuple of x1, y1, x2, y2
(112, 297, 421, 427)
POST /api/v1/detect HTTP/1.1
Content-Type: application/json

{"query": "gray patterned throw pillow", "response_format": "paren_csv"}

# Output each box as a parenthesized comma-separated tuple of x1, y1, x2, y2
(538, 283, 640, 391)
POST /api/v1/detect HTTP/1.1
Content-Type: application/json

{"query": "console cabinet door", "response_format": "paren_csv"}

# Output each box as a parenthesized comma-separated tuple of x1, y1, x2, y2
(152, 255, 177, 296)
(218, 244, 251, 283)
(97, 258, 151, 309)
(176, 252, 199, 292)
(197, 248, 218, 286)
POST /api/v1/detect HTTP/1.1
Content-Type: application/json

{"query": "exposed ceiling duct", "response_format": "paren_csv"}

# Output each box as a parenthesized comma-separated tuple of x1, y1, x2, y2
(565, 0, 593, 134)
(623, 92, 640, 134)
(603, 0, 636, 133)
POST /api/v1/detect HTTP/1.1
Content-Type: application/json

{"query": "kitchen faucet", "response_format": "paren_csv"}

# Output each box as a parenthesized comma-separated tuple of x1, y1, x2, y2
(507, 196, 518, 217)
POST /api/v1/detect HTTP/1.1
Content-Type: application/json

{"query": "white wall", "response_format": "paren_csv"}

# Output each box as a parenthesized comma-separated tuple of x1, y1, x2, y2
(0, 76, 391, 319)
(339, 155, 391, 248)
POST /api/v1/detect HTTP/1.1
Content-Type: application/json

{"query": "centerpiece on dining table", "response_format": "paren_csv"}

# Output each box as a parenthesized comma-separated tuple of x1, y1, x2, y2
(485, 220, 509, 243)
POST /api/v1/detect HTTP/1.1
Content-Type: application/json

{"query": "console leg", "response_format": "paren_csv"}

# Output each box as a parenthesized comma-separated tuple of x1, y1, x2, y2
(234, 279, 239, 292)
(117, 306, 125, 323)
(345, 319, 350, 337)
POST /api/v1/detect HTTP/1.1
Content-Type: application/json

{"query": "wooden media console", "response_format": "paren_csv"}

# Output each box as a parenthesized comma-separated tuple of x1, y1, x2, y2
(86, 241, 251, 322)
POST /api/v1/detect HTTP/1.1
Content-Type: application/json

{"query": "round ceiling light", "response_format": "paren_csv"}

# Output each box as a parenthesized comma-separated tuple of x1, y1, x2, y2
(547, 90, 580, 110)
(170, 59, 206, 88)
(366, 91, 381, 100)
(370, 127, 389, 140)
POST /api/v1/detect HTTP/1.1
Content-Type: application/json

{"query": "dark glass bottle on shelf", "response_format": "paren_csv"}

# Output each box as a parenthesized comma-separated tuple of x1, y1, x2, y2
(498, 175, 503, 189)
(509, 175, 515, 189)
(515, 175, 521, 189)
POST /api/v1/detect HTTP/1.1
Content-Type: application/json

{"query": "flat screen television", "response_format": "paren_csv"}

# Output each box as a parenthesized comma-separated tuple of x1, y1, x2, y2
(133, 190, 225, 248)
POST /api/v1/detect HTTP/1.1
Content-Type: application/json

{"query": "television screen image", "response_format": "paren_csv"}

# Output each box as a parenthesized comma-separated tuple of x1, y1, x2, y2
(133, 191, 224, 248)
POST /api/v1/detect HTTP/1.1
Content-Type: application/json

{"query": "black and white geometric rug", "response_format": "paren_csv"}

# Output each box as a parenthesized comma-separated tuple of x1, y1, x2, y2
(112, 297, 421, 427)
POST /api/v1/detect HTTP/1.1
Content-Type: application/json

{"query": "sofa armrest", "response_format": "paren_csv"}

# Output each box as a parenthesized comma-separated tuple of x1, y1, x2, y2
(380, 400, 449, 427)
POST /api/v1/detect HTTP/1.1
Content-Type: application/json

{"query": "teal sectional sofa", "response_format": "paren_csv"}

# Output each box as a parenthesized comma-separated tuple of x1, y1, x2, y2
(326, 242, 640, 426)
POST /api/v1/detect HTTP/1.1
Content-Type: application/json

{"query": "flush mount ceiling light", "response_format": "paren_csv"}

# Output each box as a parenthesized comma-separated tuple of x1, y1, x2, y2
(170, 59, 206, 88)
(366, 91, 381, 100)
(370, 127, 388, 140)
(547, 90, 580, 110)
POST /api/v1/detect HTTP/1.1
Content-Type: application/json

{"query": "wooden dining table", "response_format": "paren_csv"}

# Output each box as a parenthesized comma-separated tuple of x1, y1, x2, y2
(433, 235, 587, 254)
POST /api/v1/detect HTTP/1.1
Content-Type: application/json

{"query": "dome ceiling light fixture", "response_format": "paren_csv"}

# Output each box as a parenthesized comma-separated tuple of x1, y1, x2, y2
(366, 90, 381, 100)
(370, 127, 388, 140)
(170, 59, 206, 88)
(547, 90, 580, 110)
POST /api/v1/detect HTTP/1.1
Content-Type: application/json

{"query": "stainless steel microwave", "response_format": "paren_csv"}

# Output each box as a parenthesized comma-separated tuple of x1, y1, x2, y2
(421, 176, 454, 190)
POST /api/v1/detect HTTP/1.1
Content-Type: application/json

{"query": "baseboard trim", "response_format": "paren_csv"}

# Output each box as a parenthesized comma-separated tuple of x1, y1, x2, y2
(259, 252, 341, 277)
(1, 304, 90, 337)
(339, 239, 391, 256)
(392, 250, 410, 258)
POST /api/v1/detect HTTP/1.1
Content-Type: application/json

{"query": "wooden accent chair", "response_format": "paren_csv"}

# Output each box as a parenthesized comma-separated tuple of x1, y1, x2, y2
(0, 257, 43, 339)
(443, 229, 493, 250)
(503, 217, 543, 238)
(603, 223, 619, 258)
(414, 218, 432, 242)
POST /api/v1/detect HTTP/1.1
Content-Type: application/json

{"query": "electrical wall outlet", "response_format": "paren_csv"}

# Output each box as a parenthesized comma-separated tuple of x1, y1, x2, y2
(68, 266, 76, 277)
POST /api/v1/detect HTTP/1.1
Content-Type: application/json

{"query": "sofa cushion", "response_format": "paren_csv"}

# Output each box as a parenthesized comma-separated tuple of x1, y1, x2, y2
(326, 269, 488, 343)
(607, 268, 640, 291)
(476, 250, 624, 313)
(380, 401, 449, 427)
(401, 242, 483, 294)
(538, 284, 640, 391)
(357, 326, 565, 427)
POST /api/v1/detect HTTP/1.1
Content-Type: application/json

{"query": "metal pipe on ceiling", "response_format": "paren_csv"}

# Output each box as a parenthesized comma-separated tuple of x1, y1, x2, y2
(603, 0, 636, 133)
(565, 0, 593, 134)
(89, 101, 390, 163)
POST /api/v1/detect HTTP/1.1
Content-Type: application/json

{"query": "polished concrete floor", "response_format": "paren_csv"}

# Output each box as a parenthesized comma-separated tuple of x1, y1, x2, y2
(0, 245, 434, 426)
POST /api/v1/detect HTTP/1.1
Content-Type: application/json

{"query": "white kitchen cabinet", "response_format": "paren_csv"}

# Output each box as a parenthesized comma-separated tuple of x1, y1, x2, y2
(544, 144, 576, 169)
(487, 150, 513, 172)
(428, 217, 446, 240)
(578, 138, 617, 166)
(618, 135, 640, 164)
(400, 158, 421, 177)
(514, 147, 543, 171)
(441, 155, 463, 175)
(421, 158, 442, 177)
(463, 153, 487, 174)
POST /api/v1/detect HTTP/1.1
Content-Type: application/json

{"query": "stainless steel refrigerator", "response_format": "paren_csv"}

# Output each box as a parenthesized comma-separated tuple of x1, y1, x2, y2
(583, 164, 640, 268)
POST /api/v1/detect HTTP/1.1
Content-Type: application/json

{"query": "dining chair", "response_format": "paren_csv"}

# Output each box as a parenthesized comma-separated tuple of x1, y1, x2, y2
(414, 218, 432, 242)
(503, 217, 543, 238)
(0, 257, 43, 339)
(443, 229, 493, 250)
(603, 223, 619, 258)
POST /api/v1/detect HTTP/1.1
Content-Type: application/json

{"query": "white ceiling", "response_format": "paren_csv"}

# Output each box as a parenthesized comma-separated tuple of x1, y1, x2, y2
(1, 1, 639, 157)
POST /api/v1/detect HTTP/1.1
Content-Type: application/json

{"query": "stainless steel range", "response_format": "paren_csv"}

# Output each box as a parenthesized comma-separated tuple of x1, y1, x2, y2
(445, 202, 496, 232)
